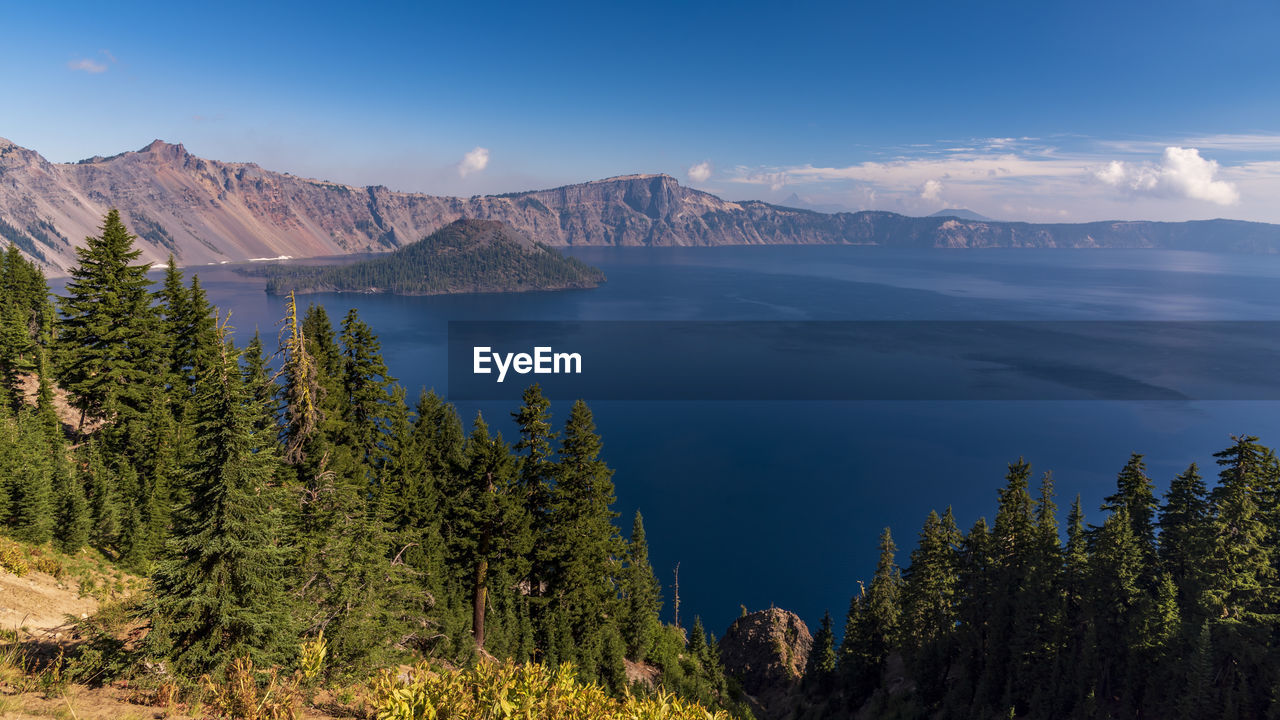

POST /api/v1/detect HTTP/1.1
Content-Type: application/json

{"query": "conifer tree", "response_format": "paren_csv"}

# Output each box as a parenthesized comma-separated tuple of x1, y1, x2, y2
(1159, 463, 1212, 622)
(338, 308, 395, 465)
(620, 510, 662, 661)
(865, 528, 902, 662)
(35, 345, 59, 434)
(804, 610, 837, 689)
(451, 414, 530, 650)
(1086, 506, 1143, 707)
(156, 255, 187, 389)
(512, 384, 556, 601)
(981, 459, 1037, 711)
(80, 439, 119, 548)
(0, 294, 35, 410)
(147, 329, 293, 676)
(547, 400, 623, 659)
(242, 332, 278, 437)
(1059, 495, 1092, 714)
(51, 445, 89, 553)
(902, 508, 960, 707)
(903, 509, 960, 647)
(1, 412, 53, 543)
(1103, 453, 1160, 582)
(56, 210, 161, 432)
(1207, 435, 1276, 621)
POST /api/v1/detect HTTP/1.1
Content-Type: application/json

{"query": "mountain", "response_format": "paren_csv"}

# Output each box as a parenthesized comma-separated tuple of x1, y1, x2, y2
(5, 137, 1280, 274)
(252, 218, 605, 295)
(929, 208, 992, 221)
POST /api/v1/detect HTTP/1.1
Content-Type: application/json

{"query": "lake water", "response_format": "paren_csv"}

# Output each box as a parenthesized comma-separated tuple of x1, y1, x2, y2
(111, 247, 1280, 637)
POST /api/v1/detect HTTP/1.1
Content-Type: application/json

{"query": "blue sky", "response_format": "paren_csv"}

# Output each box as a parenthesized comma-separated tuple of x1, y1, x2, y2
(4, 0, 1280, 221)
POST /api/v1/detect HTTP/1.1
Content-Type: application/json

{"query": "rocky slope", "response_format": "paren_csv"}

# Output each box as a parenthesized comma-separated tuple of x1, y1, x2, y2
(5, 137, 1280, 274)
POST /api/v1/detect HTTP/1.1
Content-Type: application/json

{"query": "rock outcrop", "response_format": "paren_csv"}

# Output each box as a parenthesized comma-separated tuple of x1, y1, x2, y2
(5, 137, 1280, 274)
(719, 608, 812, 717)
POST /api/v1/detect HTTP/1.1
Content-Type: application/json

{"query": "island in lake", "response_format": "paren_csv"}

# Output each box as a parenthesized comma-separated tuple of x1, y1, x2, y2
(247, 218, 606, 296)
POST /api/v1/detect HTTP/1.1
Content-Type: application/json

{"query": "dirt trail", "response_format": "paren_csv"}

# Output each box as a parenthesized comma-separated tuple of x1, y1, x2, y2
(0, 568, 96, 638)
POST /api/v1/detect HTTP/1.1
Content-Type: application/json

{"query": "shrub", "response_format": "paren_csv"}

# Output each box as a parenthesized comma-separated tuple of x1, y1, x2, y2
(371, 659, 732, 720)
(0, 541, 29, 576)
(200, 656, 302, 720)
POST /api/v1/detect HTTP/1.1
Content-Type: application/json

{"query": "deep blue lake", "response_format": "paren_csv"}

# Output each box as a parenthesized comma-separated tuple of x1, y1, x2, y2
(112, 247, 1280, 637)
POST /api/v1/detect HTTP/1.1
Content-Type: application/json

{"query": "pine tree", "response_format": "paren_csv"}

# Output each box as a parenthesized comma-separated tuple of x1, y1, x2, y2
(804, 609, 837, 688)
(80, 439, 119, 548)
(947, 516, 994, 716)
(147, 330, 293, 676)
(0, 293, 35, 410)
(0, 244, 45, 411)
(1159, 463, 1212, 623)
(338, 308, 394, 465)
(902, 508, 960, 707)
(620, 510, 662, 661)
(1207, 435, 1276, 621)
(242, 332, 278, 437)
(547, 400, 623, 663)
(0, 411, 53, 543)
(450, 414, 529, 650)
(512, 384, 556, 602)
(984, 458, 1037, 712)
(1017, 471, 1064, 713)
(51, 443, 89, 553)
(1086, 506, 1143, 710)
(156, 255, 187, 391)
(56, 210, 161, 432)
(1059, 495, 1092, 715)
(865, 528, 902, 663)
(1103, 453, 1160, 583)
(903, 509, 960, 647)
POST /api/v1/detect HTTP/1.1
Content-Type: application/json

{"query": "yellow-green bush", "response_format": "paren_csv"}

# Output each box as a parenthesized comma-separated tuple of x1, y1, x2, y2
(371, 660, 731, 720)
(28, 553, 62, 578)
(0, 540, 28, 576)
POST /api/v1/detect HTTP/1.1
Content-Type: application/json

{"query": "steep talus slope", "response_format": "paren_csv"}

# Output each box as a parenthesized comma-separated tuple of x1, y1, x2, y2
(3, 137, 1280, 274)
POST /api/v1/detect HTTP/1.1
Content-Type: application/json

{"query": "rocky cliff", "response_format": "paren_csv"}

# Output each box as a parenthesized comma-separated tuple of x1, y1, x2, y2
(5, 137, 1280, 274)
(719, 608, 813, 718)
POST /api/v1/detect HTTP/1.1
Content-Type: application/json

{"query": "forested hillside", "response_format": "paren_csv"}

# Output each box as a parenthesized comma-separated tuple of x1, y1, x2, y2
(793, 445, 1280, 719)
(0, 210, 745, 718)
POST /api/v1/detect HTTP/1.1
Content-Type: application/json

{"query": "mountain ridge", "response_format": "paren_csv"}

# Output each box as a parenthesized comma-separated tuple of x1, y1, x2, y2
(3, 137, 1280, 274)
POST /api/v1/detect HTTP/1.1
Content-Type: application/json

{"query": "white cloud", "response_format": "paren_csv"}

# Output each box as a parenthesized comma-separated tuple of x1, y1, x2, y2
(1094, 146, 1239, 205)
(711, 135, 1280, 221)
(457, 147, 490, 177)
(687, 161, 712, 183)
(731, 152, 1082, 191)
(67, 58, 107, 74)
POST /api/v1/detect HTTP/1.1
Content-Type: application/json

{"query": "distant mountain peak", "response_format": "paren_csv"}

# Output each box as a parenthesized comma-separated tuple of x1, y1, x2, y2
(928, 208, 992, 221)
(139, 139, 190, 159)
